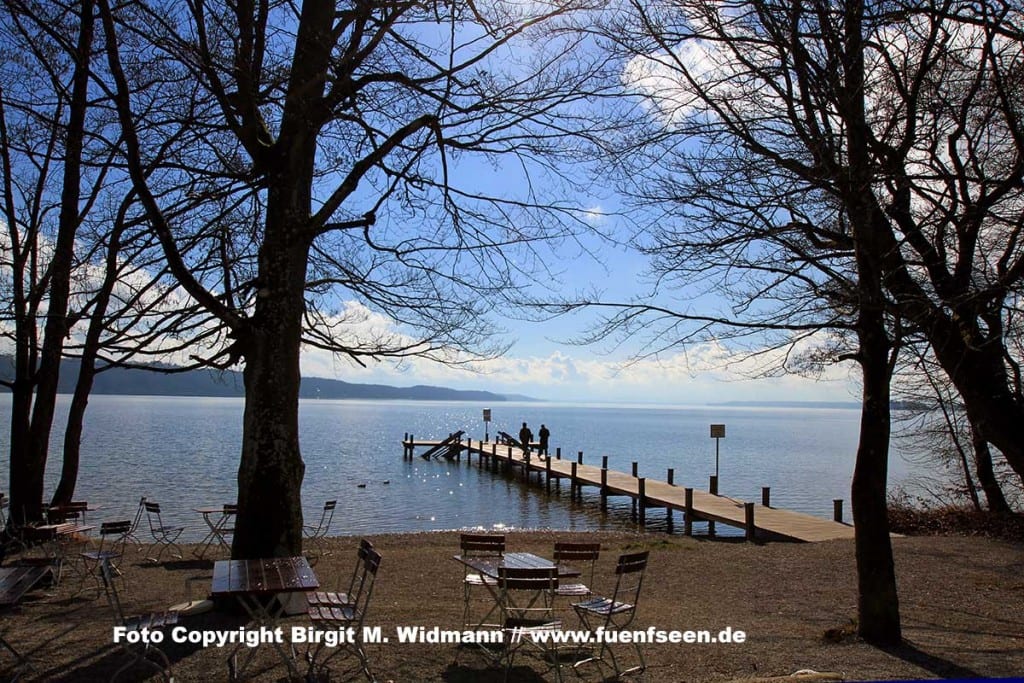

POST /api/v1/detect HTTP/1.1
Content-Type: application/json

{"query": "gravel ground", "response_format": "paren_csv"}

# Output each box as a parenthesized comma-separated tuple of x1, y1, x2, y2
(2, 530, 1022, 682)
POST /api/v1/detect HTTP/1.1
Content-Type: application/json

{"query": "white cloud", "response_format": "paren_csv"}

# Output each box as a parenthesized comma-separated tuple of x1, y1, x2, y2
(300, 328, 857, 404)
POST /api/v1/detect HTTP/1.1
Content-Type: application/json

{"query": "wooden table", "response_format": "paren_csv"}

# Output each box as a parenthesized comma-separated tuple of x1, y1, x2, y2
(0, 565, 54, 676)
(211, 557, 318, 681)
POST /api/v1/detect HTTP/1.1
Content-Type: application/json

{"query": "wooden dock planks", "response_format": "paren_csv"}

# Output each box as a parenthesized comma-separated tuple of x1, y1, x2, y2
(404, 436, 856, 543)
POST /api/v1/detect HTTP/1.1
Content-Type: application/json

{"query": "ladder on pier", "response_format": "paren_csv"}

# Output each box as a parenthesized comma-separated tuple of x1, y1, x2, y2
(419, 431, 465, 460)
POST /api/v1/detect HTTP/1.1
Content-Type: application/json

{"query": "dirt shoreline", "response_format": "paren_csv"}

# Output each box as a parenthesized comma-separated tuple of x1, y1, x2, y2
(4, 530, 1022, 681)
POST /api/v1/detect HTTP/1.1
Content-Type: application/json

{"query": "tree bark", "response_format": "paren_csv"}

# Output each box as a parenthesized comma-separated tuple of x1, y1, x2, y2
(232, 262, 307, 557)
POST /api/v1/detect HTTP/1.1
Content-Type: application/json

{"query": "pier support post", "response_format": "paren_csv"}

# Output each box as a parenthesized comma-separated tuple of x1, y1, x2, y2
(684, 488, 694, 536)
(708, 476, 717, 537)
(571, 462, 579, 501)
(745, 502, 756, 541)
(834, 499, 844, 523)
(762, 487, 771, 508)
(577, 451, 583, 465)
(491, 443, 497, 472)
(545, 457, 552, 494)
(556, 447, 561, 460)
(631, 462, 639, 518)
(600, 468, 608, 511)
(602, 455, 608, 470)
(408, 433, 415, 459)
(638, 478, 647, 527)
(666, 469, 675, 531)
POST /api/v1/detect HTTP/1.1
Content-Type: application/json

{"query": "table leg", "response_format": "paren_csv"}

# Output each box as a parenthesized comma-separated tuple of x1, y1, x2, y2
(228, 593, 302, 681)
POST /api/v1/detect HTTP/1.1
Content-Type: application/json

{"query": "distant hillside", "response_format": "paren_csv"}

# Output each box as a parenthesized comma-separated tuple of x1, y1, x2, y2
(0, 356, 528, 402)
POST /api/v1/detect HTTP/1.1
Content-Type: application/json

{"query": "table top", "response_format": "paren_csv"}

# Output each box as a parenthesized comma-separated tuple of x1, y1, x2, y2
(0, 565, 53, 607)
(453, 551, 580, 579)
(27, 523, 94, 539)
(211, 557, 318, 597)
(195, 506, 236, 515)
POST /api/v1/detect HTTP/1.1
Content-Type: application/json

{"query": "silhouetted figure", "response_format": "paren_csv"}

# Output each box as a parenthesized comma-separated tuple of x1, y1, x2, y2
(519, 422, 533, 456)
(538, 424, 550, 456)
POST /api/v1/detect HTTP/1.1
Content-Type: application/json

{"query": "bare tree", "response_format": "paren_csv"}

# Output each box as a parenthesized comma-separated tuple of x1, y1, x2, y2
(0, 0, 98, 524)
(1, 0, 230, 519)
(97, 0, 609, 557)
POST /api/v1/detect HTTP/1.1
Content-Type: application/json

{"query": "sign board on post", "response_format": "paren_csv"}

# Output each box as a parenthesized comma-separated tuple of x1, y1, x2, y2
(710, 424, 726, 481)
(483, 409, 491, 442)
(483, 409, 491, 422)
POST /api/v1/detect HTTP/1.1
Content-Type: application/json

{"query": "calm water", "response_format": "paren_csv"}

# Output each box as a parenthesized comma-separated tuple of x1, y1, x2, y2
(0, 395, 927, 540)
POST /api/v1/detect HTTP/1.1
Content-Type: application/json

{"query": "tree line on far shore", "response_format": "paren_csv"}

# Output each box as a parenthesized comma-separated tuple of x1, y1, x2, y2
(2, 0, 1022, 647)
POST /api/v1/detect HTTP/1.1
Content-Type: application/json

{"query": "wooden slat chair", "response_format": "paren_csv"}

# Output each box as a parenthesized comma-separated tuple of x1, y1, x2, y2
(100, 559, 178, 682)
(303, 500, 336, 565)
(307, 538, 374, 609)
(306, 546, 382, 682)
(460, 533, 505, 628)
(553, 541, 601, 599)
(572, 551, 650, 680)
(143, 502, 184, 563)
(498, 566, 565, 682)
(80, 520, 132, 596)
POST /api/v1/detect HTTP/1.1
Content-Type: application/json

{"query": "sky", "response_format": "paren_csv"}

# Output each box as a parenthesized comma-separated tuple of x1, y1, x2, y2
(0, 2, 869, 407)
(295, 5, 869, 406)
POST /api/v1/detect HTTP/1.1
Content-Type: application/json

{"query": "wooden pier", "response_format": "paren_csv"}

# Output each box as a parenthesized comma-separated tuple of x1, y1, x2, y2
(402, 433, 855, 543)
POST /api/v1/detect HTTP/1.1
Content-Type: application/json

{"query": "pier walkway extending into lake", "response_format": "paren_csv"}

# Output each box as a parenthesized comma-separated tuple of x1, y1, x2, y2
(402, 433, 856, 543)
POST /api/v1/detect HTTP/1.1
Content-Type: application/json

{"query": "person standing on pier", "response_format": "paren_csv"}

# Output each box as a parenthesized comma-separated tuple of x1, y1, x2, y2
(538, 424, 550, 457)
(519, 422, 533, 457)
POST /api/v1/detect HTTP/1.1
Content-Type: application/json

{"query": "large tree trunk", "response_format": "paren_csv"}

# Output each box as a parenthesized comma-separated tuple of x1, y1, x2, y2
(230, 0, 334, 559)
(843, 0, 901, 646)
(930, 332, 1024, 483)
(232, 240, 308, 558)
(851, 307, 902, 645)
(971, 426, 1010, 514)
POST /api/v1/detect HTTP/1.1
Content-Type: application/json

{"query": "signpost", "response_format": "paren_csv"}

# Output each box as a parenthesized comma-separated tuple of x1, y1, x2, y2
(710, 423, 725, 480)
(483, 408, 492, 442)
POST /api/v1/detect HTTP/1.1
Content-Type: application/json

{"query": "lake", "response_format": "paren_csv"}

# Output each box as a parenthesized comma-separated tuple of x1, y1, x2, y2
(0, 395, 934, 540)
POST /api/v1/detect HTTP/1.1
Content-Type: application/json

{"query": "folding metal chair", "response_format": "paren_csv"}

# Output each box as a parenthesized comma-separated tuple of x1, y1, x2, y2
(553, 541, 600, 599)
(498, 565, 565, 682)
(573, 550, 650, 680)
(124, 497, 147, 548)
(307, 539, 374, 609)
(306, 545, 382, 681)
(101, 559, 178, 681)
(143, 502, 184, 563)
(80, 520, 132, 596)
(460, 533, 505, 628)
(303, 500, 336, 564)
